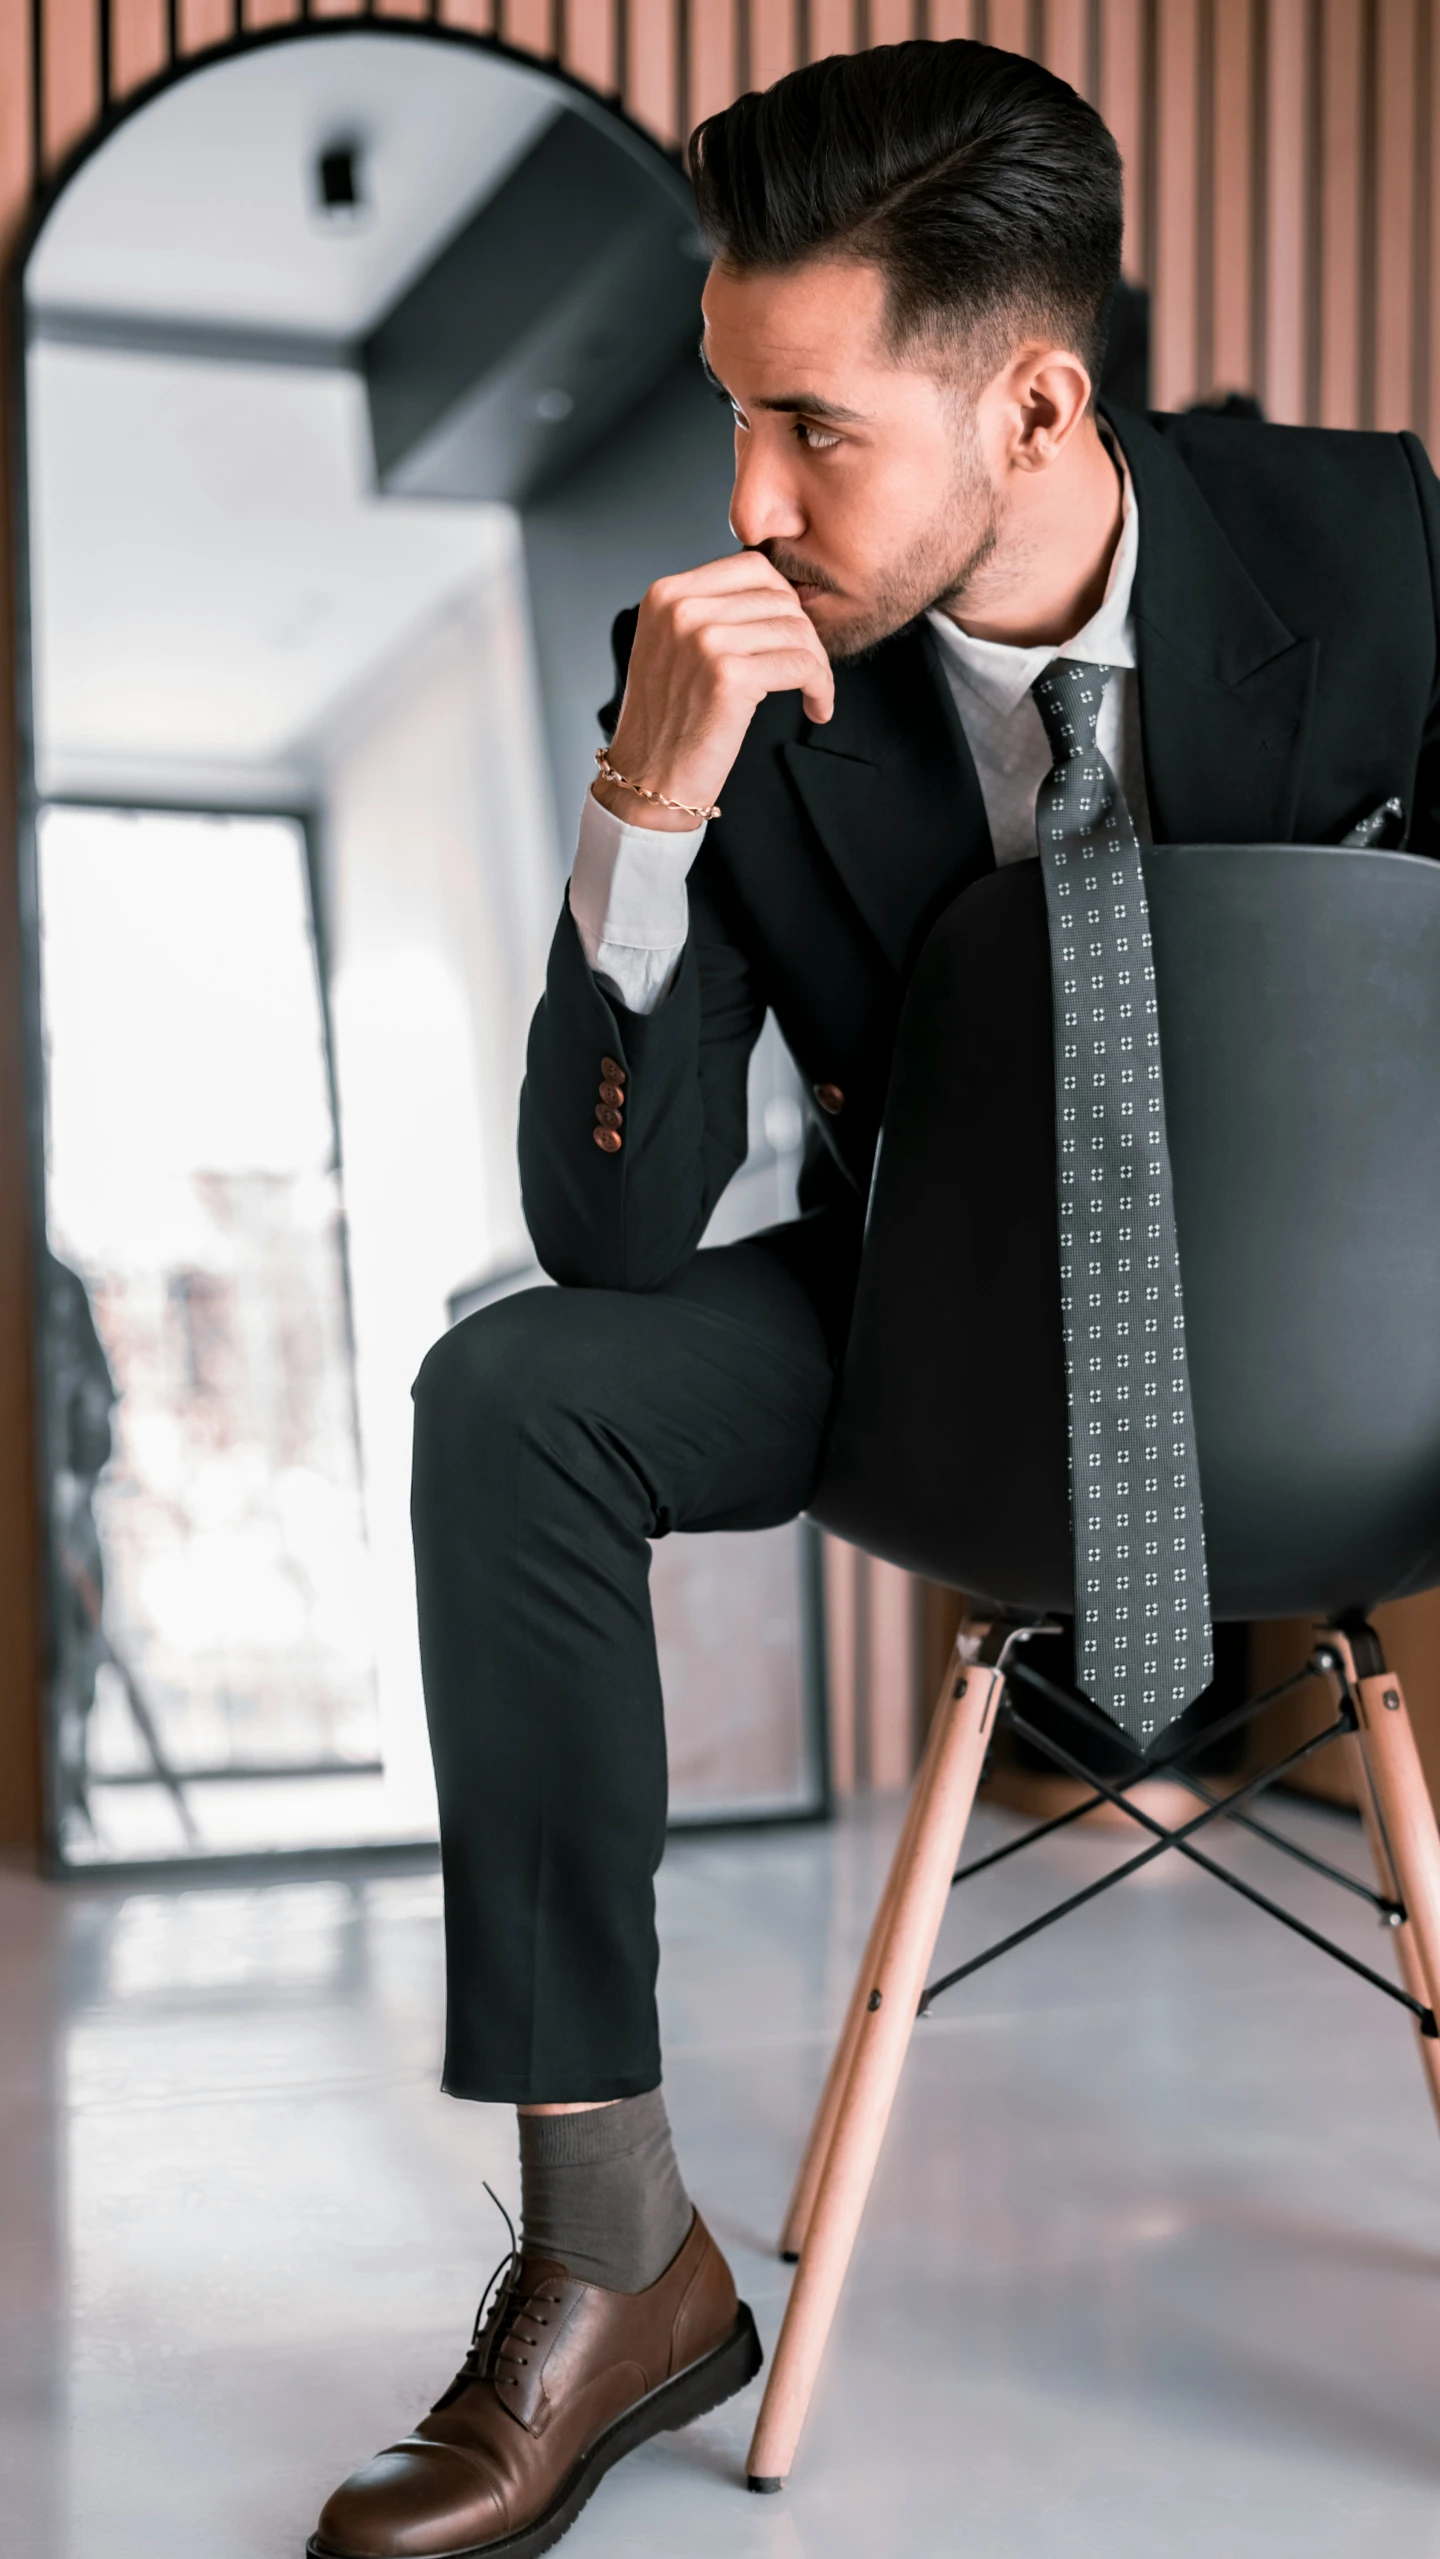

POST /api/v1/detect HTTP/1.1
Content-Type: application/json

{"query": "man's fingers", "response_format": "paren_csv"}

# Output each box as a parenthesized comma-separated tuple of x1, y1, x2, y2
(697, 612, 832, 663)
(668, 586, 823, 635)
(719, 642, 837, 712)
(647, 550, 796, 607)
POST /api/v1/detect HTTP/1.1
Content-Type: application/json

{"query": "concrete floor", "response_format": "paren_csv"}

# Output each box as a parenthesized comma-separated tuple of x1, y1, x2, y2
(6, 1791, 1440, 2559)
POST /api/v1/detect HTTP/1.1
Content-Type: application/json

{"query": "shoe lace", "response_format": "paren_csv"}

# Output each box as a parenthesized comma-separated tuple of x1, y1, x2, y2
(468, 2184, 524, 2381)
(434, 2183, 563, 2411)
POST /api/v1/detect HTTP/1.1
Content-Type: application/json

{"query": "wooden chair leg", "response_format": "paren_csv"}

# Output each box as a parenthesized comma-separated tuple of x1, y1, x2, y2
(1343, 1732, 1440, 2136)
(777, 1643, 961, 2261)
(747, 1645, 1002, 2491)
(1331, 1628, 1440, 2125)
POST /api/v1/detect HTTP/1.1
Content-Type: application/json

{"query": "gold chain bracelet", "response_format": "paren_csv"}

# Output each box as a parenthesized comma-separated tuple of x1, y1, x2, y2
(594, 750, 720, 824)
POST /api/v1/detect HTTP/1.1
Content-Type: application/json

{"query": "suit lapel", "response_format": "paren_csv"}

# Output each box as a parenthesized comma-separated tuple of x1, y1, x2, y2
(777, 411, 1317, 971)
(782, 621, 992, 975)
(1107, 406, 1318, 845)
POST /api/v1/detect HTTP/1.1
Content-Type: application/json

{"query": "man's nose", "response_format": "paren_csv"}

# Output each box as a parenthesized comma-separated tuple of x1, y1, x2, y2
(729, 434, 807, 550)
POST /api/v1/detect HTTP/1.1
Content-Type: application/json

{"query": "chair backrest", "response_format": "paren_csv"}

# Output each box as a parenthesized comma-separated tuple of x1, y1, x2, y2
(812, 845, 1440, 1622)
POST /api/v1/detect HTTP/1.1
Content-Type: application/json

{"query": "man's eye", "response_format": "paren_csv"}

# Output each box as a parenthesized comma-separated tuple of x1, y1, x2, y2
(797, 422, 841, 451)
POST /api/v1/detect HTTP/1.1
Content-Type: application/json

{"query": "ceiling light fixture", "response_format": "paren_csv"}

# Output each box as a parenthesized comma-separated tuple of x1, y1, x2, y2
(315, 141, 368, 230)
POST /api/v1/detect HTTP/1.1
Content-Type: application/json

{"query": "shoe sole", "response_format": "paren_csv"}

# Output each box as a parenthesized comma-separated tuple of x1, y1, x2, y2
(306, 2301, 764, 2559)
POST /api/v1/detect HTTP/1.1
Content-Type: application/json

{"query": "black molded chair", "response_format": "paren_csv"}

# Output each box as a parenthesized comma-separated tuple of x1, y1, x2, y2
(746, 846, 1440, 2489)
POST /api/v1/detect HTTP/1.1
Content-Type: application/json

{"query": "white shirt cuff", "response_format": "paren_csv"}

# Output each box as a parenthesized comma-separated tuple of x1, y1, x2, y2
(568, 787, 705, 1016)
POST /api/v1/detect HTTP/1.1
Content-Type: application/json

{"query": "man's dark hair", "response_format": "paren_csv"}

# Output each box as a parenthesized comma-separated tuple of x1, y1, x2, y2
(689, 40, 1123, 386)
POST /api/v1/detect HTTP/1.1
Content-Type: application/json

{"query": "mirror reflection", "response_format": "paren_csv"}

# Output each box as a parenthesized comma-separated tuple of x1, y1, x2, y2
(25, 29, 822, 1867)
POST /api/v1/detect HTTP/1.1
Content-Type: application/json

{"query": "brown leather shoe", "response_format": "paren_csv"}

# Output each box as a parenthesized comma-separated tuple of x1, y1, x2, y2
(307, 2212, 761, 2558)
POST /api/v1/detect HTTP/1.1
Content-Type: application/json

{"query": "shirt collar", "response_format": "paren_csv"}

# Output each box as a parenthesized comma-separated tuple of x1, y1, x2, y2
(925, 443, 1139, 720)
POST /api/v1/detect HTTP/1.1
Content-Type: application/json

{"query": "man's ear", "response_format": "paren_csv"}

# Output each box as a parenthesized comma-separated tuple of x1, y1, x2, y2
(1008, 347, 1095, 470)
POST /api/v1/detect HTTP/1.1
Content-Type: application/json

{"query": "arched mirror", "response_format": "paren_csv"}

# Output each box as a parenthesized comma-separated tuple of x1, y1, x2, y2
(20, 26, 824, 1871)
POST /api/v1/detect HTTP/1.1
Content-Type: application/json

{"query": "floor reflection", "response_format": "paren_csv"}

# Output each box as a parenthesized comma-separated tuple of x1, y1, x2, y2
(6, 1795, 1440, 2558)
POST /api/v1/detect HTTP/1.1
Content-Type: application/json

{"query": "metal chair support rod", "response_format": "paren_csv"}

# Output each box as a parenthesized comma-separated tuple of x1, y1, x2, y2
(952, 1660, 1387, 1917)
(1002, 1707, 1431, 2024)
(1175, 1767, 1398, 1916)
(923, 1711, 1412, 2016)
(950, 1656, 1325, 1888)
(1013, 1661, 1396, 1904)
(1007, 1651, 1326, 1774)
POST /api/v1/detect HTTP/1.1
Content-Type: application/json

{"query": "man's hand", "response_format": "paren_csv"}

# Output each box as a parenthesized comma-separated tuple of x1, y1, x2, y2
(594, 551, 835, 833)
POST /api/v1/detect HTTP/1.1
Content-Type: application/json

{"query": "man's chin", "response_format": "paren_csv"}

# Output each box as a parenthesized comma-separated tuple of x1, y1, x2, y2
(815, 600, 924, 665)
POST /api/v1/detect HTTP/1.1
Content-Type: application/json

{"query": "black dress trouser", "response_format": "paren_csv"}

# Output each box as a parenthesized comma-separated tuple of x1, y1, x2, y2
(410, 1230, 842, 2105)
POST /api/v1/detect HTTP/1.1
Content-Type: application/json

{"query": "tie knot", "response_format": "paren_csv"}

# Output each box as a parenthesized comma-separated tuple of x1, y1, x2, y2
(1032, 659, 1114, 761)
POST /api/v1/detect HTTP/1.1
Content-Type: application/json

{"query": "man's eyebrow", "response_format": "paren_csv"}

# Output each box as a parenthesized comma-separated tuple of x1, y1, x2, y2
(756, 392, 868, 422)
(697, 343, 868, 424)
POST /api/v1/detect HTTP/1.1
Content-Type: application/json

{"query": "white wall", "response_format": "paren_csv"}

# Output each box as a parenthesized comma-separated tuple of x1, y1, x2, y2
(317, 540, 559, 1826)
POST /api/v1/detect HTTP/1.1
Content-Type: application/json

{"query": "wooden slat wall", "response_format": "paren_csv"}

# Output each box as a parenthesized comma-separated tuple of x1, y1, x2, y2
(1, 0, 1438, 1840)
(9, 0, 1438, 433)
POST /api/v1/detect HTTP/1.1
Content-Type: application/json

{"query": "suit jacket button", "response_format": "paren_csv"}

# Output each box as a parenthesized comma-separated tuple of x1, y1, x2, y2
(600, 1056, 627, 1085)
(595, 1103, 623, 1131)
(593, 1126, 622, 1153)
(598, 1080, 625, 1108)
(815, 1083, 845, 1115)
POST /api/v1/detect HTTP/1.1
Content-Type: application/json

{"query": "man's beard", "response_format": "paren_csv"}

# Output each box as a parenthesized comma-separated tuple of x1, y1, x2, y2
(759, 449, 1000, 663)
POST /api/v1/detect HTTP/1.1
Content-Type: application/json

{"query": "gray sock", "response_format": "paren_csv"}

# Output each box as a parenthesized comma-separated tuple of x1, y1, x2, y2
(517, 2086, 693, 2293)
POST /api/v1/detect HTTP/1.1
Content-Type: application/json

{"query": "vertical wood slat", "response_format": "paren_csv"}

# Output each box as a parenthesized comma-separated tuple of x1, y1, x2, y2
(560, 0, 613, 91)
(870, 0, 919, 42)
(0, 0, 33, 236)
(1151, 0, 1199, 407)
(39, 0, 101, 170)
(436, 0, 496, 38)
(927, 0, 976, 35)
(1098, 0, 1146, 283)
(1416, 0, 1433, 452)
(747, 0, 797, 86)
(1042, 0, 1090, 95)
(987, 0, 1029, 50)
(1430, 0, 1440, 447)
(821, 1538, 929, 1793)
(110, 0, 166, 93)
(1262, 0, 1308, 421)
(1209, 0, 1254, 395)
(1372, 0, 1419, 432)
(822, 1536, 860, 1796)
(242, 0, 303, 31)
(177, 0, 234, 55)
(501, 0, 555, 51)
(807, 0, 859, 56)
(624, 0, 678, 138)
(0, 0, 39, 1865)
(688, 0, 735, 119)
(1317, 0, 1363, 428)
(866, 1557, 919, 1788)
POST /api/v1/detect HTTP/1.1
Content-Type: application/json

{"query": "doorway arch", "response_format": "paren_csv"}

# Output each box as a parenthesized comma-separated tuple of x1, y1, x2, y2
(12, 14, 757, 1866)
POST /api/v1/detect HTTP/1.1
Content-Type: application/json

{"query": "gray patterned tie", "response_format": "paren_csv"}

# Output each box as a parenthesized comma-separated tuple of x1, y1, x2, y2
(1031, 659, 1212, 1745)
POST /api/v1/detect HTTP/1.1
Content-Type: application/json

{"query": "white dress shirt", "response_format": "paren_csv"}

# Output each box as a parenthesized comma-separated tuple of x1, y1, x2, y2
(569, 452, 1146, 1016)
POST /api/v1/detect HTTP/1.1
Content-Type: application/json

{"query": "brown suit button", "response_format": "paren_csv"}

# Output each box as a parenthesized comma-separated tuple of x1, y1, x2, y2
(595, 1103, 623, 1131)
(598, 1080, 625, 1109)
(815, 1083, 845, 1115)
(600, 1056, 627, 1085)
(593, 1125, 622, 1153)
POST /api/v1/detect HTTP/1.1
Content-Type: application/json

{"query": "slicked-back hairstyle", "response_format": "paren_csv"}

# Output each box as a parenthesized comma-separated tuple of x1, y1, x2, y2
(689, 40, 1123, 388)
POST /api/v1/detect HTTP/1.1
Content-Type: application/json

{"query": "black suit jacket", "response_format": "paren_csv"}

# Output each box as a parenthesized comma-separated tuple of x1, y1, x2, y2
(518, 404, 1440, 1300)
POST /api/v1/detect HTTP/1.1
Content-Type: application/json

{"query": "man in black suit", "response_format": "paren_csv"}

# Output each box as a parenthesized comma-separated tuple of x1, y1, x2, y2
(313, 37, 1440, 2559)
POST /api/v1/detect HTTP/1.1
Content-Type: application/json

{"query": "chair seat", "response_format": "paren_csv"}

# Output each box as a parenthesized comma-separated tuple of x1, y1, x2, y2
(812, 844, 1440, 1620)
